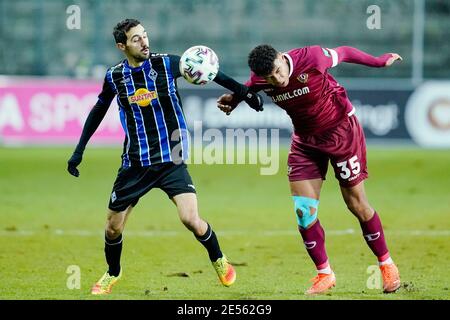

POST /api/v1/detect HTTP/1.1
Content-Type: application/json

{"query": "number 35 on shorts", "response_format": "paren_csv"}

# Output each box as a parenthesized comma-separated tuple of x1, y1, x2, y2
(336, 155, 360, 180)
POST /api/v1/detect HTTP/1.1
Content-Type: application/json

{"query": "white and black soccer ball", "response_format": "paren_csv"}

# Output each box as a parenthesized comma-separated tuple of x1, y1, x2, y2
(179, 45, 219, 85)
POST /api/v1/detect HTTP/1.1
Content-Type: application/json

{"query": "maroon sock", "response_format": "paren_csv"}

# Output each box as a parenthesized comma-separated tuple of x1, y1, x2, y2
(360, 212, 390, 262)
(298, 220, 329, 269)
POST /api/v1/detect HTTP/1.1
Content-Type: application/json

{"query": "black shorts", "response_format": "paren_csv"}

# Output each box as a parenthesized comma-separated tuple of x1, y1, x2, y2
(108, 162, 196, 212)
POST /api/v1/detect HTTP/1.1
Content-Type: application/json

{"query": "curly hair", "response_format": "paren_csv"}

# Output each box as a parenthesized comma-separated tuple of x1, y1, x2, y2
(113, 19, 141, 44)
(248, 44, 279, 77)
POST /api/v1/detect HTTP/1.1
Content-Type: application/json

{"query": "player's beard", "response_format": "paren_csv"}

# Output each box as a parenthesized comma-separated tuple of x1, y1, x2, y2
(131, 46, 150, 62)
(133, 51, 150, 62)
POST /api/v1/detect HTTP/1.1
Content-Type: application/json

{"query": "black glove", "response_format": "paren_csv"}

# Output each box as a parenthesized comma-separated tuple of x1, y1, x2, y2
(243, 90, 264, 112)
(67, 151, 83, 177)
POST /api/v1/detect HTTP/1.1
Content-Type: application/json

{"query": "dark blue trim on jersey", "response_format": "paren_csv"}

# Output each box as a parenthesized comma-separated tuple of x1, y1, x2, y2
(122, 65, 151, 166)
(118, 106, 131, 167)
(163, 56, 189, 160)
(143, 62, 172, 163)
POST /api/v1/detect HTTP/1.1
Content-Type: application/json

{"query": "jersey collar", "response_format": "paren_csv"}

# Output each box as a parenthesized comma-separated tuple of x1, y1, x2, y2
(283, 52, 294, 77)
(124, 58, 149, 72)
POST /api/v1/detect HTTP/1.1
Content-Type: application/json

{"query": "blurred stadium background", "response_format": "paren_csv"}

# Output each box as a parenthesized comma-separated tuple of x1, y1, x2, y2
(1, 0, 450, 146)
(1, 0, 449, 300)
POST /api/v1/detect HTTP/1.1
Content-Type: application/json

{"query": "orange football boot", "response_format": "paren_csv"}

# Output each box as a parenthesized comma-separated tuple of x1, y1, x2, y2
(305, 272, 336, 295)
(380, 263, 401, 293)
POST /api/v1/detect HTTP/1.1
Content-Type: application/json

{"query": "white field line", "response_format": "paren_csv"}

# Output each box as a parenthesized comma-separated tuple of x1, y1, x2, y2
(1, 228, 450, 237)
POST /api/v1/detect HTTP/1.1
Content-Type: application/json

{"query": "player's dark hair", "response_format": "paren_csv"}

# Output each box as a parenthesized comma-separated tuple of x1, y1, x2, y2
(248, 44, 279, 77)
(113, 19, 141, 44)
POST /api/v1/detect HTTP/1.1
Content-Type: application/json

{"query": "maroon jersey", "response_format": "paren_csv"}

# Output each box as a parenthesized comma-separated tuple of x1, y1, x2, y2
(245, 46, 354, 135)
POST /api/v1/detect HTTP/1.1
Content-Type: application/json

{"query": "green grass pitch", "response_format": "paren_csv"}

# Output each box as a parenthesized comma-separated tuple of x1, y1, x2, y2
(1, 146, 449, 300)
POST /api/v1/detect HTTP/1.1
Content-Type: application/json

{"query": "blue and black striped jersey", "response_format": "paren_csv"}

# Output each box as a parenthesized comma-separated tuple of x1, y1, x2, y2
(98, 53, 189, 167)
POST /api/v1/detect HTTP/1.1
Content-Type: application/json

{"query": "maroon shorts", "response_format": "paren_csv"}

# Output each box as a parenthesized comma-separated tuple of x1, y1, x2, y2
(288, 115, 368, 188)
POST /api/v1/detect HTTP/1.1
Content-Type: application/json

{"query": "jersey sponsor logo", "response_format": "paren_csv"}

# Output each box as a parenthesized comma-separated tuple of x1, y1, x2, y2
(151, 53, 168, 57)
(297, 73, 308, 84)
(304, 241, 317, 249)
(128, 88, 157, 107)
(348, 172, 361, 182)
(271, 87, 310, 103)
(364, 232, 381, 241)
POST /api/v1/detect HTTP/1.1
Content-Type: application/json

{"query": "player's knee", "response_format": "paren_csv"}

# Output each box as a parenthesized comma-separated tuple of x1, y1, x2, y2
(180, 217, 194, 230)
(106, 223, 123, 239)
(293, 196, 319, 229)
(179, 209, 199, 229)
(106, 228, 121, 240)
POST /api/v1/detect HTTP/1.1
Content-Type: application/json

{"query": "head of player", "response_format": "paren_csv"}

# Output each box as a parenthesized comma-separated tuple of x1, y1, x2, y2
(248, 44, 290, 88)
(113, 19, 150, 66)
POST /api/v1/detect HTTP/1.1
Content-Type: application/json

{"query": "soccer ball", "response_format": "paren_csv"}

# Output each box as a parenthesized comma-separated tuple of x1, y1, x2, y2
(179, 45, 219, 85)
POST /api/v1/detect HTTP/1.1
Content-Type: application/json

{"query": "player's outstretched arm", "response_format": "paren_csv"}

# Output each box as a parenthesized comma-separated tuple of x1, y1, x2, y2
(67, 103, 109, 177)
(171, 54, 263, 115)
(68, 74, 115, 177)
(214, 71, 264, 114)
(332, 46, 402, 68)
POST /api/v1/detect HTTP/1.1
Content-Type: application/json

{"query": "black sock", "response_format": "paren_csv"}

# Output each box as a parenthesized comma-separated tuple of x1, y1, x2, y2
(195, 223, 223, 262)
(104, 233, 123, 276)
